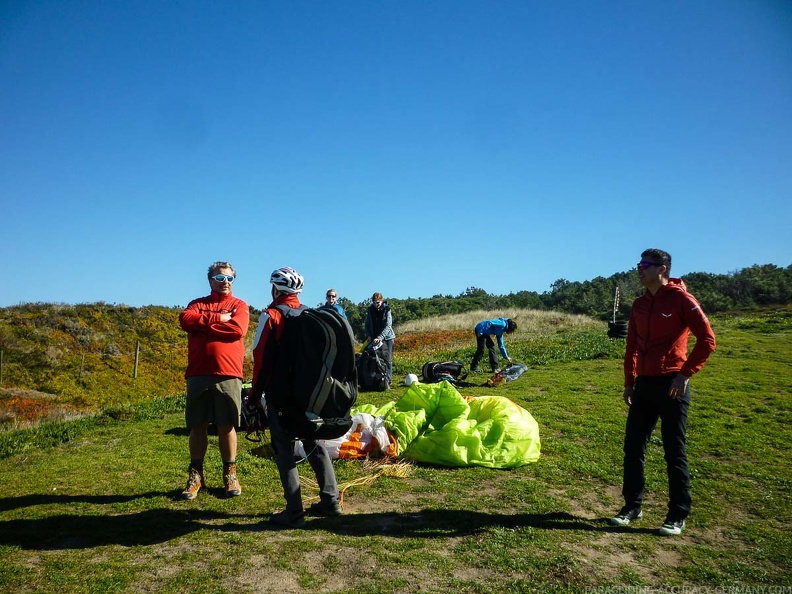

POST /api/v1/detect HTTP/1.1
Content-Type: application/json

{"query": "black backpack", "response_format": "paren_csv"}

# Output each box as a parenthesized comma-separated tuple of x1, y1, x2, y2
(357, 346, 389, 392)
(265, 305, 358, 441)
(421, 360, 468, 385)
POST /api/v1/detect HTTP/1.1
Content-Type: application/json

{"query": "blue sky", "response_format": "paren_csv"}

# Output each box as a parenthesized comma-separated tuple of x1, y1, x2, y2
(2, 1, 790, 311)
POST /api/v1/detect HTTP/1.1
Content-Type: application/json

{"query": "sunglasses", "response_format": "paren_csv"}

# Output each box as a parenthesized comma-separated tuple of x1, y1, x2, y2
(327, 294, 337, 298)
(637, 261, 662, 270)
(212, 275, 235, 283)
(373, 301, 383, 306)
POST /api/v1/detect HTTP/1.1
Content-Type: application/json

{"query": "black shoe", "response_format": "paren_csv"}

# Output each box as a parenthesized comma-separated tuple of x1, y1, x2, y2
(269, 510, 306, 529)
(609, 506, 642, 526)
(470, 367, 482, 373)
(658, 518, 686, 536)
(307, 501, 343, 517)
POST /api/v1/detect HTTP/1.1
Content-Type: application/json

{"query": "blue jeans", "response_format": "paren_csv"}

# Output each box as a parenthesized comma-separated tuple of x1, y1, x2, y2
(622, 374, 691, 521)
(267, 405, 339, 514)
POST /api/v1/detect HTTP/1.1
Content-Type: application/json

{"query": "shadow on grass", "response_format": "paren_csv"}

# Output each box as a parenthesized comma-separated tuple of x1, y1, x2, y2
(284, 509, 660, 538)
(0, 503, 656, 550)
(0, 507, 250, 549)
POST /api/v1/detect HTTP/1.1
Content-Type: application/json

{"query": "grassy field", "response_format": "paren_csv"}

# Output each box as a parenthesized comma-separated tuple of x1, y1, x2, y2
(0, 309, 790, 593)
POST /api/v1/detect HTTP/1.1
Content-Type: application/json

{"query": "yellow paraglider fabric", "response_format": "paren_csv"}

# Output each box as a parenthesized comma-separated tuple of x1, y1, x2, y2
(348, 381, 540, 468)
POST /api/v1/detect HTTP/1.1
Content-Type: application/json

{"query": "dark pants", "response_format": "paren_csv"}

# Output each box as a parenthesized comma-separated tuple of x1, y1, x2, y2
(267, 404, 339, 514)
(381, 338, 394, 383)
(471, 333, 498, 371)
(622, 374, 691, 521)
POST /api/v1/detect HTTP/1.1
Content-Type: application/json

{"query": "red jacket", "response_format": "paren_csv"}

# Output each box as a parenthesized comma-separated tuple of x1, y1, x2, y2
(179, 291, 249, 379)
(624, 278, 716, 388)
(249, 292, 301, 404)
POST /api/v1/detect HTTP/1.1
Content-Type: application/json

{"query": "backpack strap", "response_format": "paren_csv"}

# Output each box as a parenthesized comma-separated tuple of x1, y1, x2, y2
(273, 303, 307, 339)
(274, 303, 307, 317)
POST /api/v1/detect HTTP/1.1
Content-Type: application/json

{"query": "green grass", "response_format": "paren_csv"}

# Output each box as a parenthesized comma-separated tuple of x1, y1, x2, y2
(0, 310, 790, 593)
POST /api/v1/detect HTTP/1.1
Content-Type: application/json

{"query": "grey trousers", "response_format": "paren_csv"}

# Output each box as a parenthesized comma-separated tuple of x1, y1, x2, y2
(267, 406, 339, 514)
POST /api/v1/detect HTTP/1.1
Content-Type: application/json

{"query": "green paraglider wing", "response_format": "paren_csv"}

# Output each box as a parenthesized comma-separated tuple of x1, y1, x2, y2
(355, 381, 541, 468)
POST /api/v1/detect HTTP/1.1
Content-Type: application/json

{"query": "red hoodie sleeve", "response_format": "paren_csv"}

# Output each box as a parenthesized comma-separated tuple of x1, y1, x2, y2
(679, 296, 716, 377)
(249, 308, 281, 404)
(623, 306, 639, 388)
(179, 297, 248, 341)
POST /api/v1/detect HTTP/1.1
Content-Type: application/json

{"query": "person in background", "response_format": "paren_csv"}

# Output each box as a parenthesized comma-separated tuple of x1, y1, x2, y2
(179, 261, 250, 500)
(609, 248, 716, 536)
(320, 288, 347, 318)
(249, 267, 342, 528)
(364, 292, 395, 386)
(470, 318, 516, 373)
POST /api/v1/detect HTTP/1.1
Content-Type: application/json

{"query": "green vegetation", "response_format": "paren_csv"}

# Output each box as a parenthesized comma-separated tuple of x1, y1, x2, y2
(340, 262, 792, 329)
(3, 261, 789, 418)
(0, 308, 790, 592)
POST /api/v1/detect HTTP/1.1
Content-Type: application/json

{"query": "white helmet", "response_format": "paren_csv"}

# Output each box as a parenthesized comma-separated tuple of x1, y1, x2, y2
(404, 373, 419, 386)
(270, 267, 304, 294)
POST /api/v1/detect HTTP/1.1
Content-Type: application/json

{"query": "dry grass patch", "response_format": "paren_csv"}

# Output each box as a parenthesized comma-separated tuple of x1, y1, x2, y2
(397, 308, 599, 335)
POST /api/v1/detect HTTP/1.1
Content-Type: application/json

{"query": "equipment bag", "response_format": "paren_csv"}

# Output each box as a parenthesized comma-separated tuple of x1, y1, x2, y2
(239, 386, 268, 442)
(267, 305, 358, 441)
(357, 345, 389, 392)
(421, 360, 468, 384)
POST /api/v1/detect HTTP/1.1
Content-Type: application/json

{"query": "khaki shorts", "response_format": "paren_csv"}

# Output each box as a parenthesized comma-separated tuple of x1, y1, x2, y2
(185, 376, 242, 428)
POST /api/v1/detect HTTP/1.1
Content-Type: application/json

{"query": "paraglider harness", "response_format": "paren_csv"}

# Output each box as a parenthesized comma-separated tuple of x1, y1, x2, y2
(421, 361, 469, 386)
(240, 385, 268, 442)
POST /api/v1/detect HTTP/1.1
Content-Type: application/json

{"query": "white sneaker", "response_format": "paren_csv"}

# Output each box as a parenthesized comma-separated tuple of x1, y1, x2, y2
(658, 519, 685, 536)
(609, 507, 642, 526)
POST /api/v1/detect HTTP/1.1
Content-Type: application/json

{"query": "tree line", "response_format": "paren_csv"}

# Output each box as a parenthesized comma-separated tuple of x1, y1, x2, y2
(328, 263, 792, 339)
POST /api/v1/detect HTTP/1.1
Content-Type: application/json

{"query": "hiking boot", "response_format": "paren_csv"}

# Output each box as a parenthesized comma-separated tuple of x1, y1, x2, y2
(609, 506, 642, 526)
(181, 467, 204, 500)
(223, 462, 241, 498)
(470, 367, 482, 373)
(658, 518, 686, 536)
(493, 368, 501, 374)
(307, 501, 343, 517)
(269, 509, 306, 529)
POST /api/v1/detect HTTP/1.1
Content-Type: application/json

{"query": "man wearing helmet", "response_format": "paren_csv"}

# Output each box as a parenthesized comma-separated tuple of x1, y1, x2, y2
(249, 267, 342, 528)
(470, 317, 517, 374)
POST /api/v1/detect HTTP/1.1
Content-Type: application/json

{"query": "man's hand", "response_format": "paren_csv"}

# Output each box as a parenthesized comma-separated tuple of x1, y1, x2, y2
(219, 312, 232, 323)
(623, 387, 633, 406)
(669, 374, 689, 399)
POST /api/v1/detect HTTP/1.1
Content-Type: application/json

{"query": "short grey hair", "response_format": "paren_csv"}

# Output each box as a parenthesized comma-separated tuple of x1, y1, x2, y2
(207, 261, 236, 279)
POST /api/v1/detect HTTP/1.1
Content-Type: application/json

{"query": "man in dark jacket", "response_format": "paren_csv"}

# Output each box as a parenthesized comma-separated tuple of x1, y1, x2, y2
(364, 292, 395, 385)
(610, 249, 716, 536)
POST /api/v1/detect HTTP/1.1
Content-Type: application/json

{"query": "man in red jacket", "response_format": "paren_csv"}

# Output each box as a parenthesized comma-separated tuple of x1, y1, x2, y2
(610, 249, 716, 536)
(179, 261, 250, 500)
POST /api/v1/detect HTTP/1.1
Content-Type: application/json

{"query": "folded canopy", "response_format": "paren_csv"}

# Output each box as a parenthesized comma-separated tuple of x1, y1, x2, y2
(323, 380, 540, 469)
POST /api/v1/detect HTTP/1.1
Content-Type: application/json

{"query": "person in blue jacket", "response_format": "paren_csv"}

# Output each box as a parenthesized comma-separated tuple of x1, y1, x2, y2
(319, 288, 347, 318)
(470, 318, 517, 373)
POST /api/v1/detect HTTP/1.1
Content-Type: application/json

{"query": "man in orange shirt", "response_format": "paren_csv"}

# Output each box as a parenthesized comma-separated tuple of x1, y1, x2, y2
(610, 249, 716, 536)
(179, 261, 249, 500)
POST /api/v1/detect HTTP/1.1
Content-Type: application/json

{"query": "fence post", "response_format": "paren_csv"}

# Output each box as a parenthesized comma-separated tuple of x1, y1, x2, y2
(133, 341, 140, 379)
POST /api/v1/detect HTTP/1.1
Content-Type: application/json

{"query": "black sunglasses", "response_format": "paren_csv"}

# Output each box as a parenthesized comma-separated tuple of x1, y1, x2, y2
(212, 274, 235, 283)
(637, 261, 662, 270)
